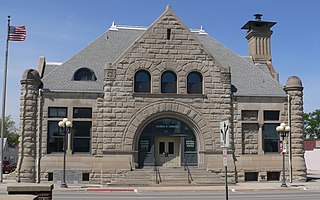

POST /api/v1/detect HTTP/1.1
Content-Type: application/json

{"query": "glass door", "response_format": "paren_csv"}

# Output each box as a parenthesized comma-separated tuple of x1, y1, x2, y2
(155, 136, 180, 167)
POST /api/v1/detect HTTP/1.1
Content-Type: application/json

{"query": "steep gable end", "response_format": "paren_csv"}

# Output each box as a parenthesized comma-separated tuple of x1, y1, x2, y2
(112, 5, 224, 72)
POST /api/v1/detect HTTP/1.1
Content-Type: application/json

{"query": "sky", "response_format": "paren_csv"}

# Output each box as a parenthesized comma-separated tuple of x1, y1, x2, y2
(0, 0, 320, 125)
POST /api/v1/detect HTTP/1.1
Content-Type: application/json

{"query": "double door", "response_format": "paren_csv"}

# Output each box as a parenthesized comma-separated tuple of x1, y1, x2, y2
(155, 136, 180, 167)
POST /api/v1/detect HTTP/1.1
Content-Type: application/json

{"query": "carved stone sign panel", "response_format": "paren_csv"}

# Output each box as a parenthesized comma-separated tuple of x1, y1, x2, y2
(106, 69, 116, 80)
(53, 169, 82, 184)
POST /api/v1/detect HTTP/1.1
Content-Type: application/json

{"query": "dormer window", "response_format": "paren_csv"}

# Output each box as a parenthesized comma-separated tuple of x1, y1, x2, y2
(73, 68, 97, 81)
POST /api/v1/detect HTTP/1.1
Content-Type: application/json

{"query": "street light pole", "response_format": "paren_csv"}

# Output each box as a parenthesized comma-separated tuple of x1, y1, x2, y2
(276, 123, 290, 188)
(58, 118, 72, 188)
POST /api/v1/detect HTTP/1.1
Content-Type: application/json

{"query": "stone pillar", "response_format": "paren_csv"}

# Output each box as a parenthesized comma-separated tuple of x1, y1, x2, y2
(284, 76, 307, 181)
(17, 69, 42, 183)
(258, 123, 264, 155)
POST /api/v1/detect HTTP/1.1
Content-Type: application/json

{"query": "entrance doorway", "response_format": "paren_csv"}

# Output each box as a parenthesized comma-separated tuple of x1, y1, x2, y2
(155, 136, 180, 167)
(137, 118, 197, 168)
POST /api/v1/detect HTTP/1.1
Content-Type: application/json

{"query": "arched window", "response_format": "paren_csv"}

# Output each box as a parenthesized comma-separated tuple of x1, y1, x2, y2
(73, 68, 97, 81)
(161, 71, 177, 93)
(187, 71, 202, 94)
(134, 70, 151, 93)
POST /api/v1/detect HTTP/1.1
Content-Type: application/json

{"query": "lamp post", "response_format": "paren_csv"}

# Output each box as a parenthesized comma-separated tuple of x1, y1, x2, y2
(58, 118, 72, 188)
(276, 123, 290, 187)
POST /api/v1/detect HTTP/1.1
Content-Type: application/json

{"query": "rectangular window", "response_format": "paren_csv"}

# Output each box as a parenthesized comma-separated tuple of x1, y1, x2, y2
(139, 139, 150, 152)
(47, 121, 64, 153)
(267, 172, 280, 181)
(264, 111, 280, 121)
(72, 121, 91, 153)
(82, 173, 90, 181)
(73, 108, 92, 118)
(185, 137, 196, 152)
(159, 142, 165, 154)
(241, 110, 258, 121)
(245, 172, 258, 181)
(48, 172, 53, 181)
(263, 123, 279, 153)
(242, 123, 259, 154)
(168, 142, 174, 155)
(167, 29, 171, 40)
(48, 107, 67, 118)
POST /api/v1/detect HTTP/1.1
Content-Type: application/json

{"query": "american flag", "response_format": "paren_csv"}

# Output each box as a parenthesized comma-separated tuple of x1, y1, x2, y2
(8, 25, 26, 41)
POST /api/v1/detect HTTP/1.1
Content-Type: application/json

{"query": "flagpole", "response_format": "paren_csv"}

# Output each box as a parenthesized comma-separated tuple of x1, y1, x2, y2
(0, 15, 11, 183)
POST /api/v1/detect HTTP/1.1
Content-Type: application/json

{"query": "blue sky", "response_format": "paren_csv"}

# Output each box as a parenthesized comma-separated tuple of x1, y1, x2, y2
(1, 0, 320, 124)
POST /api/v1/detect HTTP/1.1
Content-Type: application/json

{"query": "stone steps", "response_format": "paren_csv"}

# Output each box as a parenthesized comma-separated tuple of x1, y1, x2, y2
(4, 172, 17, 181)
(109, 166, 229, 186)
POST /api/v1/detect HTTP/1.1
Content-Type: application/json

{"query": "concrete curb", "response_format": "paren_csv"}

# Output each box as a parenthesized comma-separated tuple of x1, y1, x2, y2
(1, 181, 320, 193)
(86, 188, 135, 192)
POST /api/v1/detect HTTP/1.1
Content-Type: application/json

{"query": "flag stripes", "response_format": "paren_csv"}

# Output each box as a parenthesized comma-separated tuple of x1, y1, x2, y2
(8, 26, 26, 41)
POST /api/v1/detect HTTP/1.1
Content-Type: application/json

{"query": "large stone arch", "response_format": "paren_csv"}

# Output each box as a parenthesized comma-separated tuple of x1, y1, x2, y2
(122, 101, 214, 153)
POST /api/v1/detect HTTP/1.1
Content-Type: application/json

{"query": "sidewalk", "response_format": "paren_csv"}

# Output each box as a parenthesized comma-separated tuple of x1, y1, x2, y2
(0, 179, 319, 193)
(57, 180, 320, 193)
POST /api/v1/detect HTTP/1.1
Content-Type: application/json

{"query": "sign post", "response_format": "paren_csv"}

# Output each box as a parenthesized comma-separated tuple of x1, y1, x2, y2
(220, 120, 229, 200)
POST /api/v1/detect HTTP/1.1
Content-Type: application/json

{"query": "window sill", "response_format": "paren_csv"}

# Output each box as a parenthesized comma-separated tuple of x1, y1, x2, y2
(45, 152, 92, 156)
(133, 93, 207, 98)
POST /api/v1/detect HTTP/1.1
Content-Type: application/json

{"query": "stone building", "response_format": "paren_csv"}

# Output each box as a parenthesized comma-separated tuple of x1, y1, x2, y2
(17, 6, 306, 184)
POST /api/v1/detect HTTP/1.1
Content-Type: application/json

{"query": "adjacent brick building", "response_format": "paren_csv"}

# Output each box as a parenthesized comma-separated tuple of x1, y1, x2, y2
(17, 6, 306, 184)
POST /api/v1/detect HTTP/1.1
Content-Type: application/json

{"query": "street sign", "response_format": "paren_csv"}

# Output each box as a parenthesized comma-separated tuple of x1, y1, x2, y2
(223, 148, 227, 166)
(220, 120, 230, 148)
(283, 138, 287, 153)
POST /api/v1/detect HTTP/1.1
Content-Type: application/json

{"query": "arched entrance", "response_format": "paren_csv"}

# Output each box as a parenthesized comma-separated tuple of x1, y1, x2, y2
(138, 118, 197, 168)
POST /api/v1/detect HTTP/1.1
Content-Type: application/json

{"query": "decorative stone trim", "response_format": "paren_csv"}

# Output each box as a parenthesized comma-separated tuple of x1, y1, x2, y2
(105, 69, 116, 80)
(122, 101, 213, 152)
(132, 93, 207, 98)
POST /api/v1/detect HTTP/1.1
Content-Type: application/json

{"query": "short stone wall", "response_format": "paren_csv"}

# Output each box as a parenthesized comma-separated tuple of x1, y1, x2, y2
(7, 183, 53, 200)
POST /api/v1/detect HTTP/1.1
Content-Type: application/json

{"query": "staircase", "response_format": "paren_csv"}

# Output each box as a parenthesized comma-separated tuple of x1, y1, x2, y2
(109, 167, 155, 186)
(109, 166, 228, 186)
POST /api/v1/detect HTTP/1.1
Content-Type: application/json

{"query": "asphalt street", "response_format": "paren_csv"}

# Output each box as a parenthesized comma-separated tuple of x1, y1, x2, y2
(53, 190, 320, 200)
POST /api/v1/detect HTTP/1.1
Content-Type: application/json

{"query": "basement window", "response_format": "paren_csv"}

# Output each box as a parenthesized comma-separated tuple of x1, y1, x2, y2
(82, 173, 90, 181)
(267, 172, 280, 181)
(48, 172, 53, 181)
(245, 172, 258, 181)
(167, 29, 171, 40)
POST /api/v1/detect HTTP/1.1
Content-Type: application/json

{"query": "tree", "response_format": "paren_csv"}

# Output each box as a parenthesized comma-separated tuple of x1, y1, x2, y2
(304, 109, 320, 138)
(0, 115, 19, 147)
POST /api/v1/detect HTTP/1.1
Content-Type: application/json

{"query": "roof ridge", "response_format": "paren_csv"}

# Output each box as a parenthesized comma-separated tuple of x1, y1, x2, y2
(201, 33, 282, 84)
(41, 62, 64, 80)
(111, 24, 148, 30)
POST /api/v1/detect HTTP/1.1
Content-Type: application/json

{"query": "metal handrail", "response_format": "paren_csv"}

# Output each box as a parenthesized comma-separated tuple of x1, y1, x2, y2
(155, 167, 162, 184)
(186, 166, 193, 183)
(129, 160, 133, 171)
(184, 158, 193, 183)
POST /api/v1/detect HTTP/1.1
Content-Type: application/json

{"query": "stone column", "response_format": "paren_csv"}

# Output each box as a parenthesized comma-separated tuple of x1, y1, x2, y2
(284, 76, 307, 181)
(17, 69, 42, 183)
(258, 123, 264, 155)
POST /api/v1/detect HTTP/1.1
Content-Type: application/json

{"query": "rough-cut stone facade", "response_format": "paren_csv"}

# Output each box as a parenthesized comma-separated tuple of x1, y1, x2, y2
(96, 10, 232, 167)
(17, 69, 41, 183)
(284, 76, 306, 181)
(16, 6, 307, 184)
(242, 123, 259, 154)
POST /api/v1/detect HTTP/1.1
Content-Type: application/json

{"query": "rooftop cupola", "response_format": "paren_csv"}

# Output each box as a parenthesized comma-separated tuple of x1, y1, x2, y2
(242, 14, 276, 64)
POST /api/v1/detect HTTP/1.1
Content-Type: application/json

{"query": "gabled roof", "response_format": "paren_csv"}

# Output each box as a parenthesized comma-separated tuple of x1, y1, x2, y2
(41, 9, 285, 97)
(41, 28, 143, 92)
(193, 33, 285, 96)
